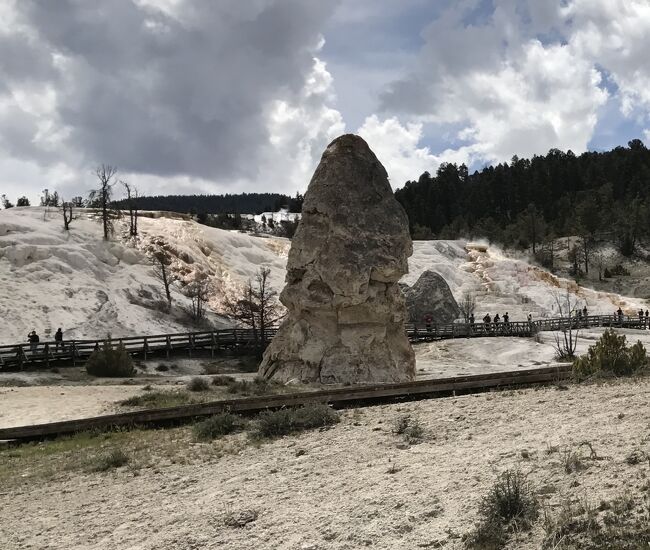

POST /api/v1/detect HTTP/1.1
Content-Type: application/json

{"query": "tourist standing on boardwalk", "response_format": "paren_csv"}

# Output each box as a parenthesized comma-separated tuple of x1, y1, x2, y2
(27, 330, 39, 354)
(54, 328, 64, 352)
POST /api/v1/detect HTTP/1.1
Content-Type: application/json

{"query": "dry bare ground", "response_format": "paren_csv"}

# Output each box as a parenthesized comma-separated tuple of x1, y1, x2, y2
(2, 375, 650, 549)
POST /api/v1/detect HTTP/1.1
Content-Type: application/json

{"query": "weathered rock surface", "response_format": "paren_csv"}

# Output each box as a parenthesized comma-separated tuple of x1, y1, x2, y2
(259, 134, 415, 384)
(402, 270, 460, 324)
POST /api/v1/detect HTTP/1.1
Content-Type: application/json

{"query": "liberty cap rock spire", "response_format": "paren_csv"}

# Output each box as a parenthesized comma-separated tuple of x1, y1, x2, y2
(259, 134, 415, 384)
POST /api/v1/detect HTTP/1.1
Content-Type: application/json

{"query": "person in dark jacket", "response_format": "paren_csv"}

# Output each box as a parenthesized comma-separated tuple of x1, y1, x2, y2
(27, 330, 39, 354)
(54, 328, 64, 352)
(424, 313, 433, 332)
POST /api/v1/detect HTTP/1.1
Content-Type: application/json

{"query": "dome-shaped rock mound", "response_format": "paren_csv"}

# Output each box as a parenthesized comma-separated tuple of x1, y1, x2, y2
(403, 270, 460, 324)
(259, 134, 415, 384)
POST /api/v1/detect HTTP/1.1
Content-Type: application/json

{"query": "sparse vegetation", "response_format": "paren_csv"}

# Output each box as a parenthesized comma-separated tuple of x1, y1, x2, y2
(252, 404, 339, 439)
(464, 470, 539, 549)
(193, 412, 243, 441)
(85, 340, 135, 377)
(573, 329, 648, 380)
(542, 494, 650, 549)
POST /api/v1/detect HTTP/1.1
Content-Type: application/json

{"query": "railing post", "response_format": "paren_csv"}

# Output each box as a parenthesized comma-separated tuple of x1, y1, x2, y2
(143, 337, 148, 361)
(210, 331, 216, 358)
(17, 345, 25, 370)
(166, 336, 171, 359)
(44, 343, 49, 369)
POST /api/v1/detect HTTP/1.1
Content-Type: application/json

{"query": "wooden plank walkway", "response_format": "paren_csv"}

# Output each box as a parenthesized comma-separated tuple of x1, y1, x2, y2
(0, 364, 570, 441)
(1, 315, 648, 371)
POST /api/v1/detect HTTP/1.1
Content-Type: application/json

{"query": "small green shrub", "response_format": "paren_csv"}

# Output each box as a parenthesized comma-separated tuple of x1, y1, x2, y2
(89, 448, 129, 472)
(187, 377, 211, 392)
(85, 340, 135, 377)
(465, 470, 538, 549)
(252, 404, 339, 439)
(573, 329, 648, 380)
(223, 507, 259, 528)
(194, 412, 243, 441)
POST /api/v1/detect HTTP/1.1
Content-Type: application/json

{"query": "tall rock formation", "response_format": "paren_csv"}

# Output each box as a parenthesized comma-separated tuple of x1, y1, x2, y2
(402, 270, 460, 324)
(259, 134, 415, 384)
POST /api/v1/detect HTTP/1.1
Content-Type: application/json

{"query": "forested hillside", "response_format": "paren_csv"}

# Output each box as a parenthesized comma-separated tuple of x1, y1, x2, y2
(395, 139, 650, 257)
(113, 192, 301, 215)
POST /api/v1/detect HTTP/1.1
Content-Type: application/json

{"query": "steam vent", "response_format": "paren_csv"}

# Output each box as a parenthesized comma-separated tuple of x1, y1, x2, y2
(258, 134, 416, 384)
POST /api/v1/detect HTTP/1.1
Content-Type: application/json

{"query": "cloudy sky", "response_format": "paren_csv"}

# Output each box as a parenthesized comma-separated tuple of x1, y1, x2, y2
(2, 0, 650, 204)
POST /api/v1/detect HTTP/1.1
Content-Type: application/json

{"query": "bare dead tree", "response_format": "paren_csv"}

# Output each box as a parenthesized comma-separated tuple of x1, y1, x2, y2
(121, 180, 139, 237)
(552, 289, 581, 360)
(183, 273, 212, 322)
(224, 267, 284, 351)
(62, 201, 75, 230)
(458, 290, 477, 323)
(152, 248, 176, 309)
(89, 164, 118, 240)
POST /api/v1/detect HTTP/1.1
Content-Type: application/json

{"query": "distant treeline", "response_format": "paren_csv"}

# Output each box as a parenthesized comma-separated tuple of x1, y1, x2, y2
(395, 139, 650, 256)
(113, 192, 303, 215)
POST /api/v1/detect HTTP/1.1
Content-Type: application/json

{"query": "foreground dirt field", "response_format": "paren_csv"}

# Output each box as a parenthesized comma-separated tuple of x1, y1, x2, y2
(2, 376, 650, 549)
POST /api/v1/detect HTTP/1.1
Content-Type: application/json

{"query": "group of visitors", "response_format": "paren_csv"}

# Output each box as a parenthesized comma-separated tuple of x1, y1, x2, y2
(638, 309, 650, 327)
(26, 328, 65, 354)
(612, 307, 650, 328)
(480, 311, 512, 332)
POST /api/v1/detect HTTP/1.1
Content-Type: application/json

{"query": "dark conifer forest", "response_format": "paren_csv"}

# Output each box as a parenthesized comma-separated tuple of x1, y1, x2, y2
(394, 139, 650, 255)
(113, 192, 301, 215)
(109, 140, 650, 257)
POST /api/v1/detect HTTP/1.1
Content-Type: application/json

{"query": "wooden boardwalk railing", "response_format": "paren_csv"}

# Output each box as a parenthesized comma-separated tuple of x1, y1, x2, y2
(1, 314, 648, 372)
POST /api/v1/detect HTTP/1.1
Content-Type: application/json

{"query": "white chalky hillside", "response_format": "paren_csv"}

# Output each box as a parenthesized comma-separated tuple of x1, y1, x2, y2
(0, 207, 646, 345)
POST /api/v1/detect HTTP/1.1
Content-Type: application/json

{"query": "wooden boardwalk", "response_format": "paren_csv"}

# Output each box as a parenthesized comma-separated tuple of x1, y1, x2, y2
(1, 314, 648, 371)
(0, 364, 571, 441)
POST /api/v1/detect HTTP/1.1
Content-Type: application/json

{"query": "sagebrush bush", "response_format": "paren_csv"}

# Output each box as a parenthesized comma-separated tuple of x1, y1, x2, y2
(465, 470, 538, 549)
(392, 414, 425, 443)
(194, 412, 242, 441)
(573, 329, 648, 380)
(212, 375, 235, 386)
(187, 377, 211, 392)
(252, 404, 339, 439)
(85, 340, 135, 377)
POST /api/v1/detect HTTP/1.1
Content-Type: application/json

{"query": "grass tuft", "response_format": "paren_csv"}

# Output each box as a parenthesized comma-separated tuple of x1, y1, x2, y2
(465, 470, 538, 549)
